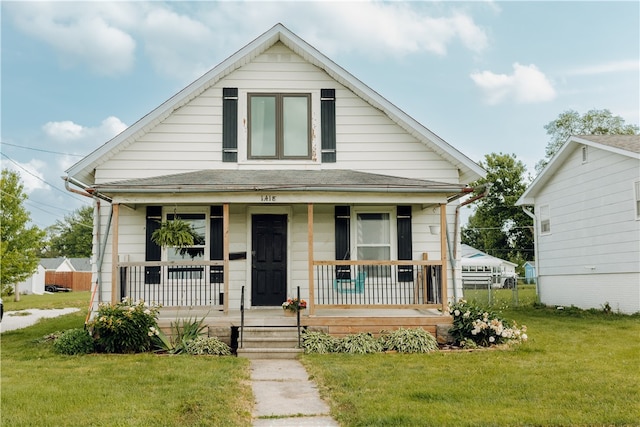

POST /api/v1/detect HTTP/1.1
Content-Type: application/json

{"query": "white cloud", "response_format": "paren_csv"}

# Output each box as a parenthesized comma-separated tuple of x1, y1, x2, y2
(6, 1, 489, 80)
(566, 60, 640, 76)
(470, 63, 556, 105)
(43, 117, 127, 144)
(1, 159, 49, 193)
(7, 2, 137, 76)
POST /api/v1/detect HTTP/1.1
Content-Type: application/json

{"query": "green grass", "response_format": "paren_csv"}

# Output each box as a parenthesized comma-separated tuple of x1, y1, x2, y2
(463, 283, 538, 308)
(3, 291, 93, 311)
(301, 305, 640, 426)
(1, 300, 253, 426)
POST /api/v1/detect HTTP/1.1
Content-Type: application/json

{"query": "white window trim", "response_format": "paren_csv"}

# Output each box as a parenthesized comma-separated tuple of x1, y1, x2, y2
(539, 204, 551, 235)
(350, 206, 397, 260)
(161, 207, 209, 261)
(634, 180, 640, 221)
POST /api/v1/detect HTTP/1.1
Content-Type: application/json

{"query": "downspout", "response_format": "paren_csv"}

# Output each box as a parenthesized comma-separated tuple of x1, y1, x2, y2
(521, 206, 540, 301)
(447, 184, 492, 301)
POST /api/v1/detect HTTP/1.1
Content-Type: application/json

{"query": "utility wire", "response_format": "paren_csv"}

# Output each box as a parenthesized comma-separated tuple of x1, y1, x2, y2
(1, 141, 85, 157)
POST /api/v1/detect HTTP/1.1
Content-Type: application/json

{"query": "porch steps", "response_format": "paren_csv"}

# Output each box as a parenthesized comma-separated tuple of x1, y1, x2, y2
(236, 326, 303, 359)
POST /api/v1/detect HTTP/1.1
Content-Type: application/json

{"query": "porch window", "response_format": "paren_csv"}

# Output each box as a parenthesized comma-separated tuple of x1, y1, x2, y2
(356, 212, 391, 277)
(248, 93, 311, 159)
(167, 213, 206, 279)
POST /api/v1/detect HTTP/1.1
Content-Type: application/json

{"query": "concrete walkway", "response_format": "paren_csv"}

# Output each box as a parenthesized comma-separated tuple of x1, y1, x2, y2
(251, 359, 339, 426)
(0, 308, 80, 333)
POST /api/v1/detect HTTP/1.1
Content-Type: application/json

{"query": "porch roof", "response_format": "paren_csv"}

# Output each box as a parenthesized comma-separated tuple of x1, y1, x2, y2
(92, 169, 470, 196)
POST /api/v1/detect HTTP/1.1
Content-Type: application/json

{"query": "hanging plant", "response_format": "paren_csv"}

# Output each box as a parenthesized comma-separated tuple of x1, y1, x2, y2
(151, 218, 197, 249)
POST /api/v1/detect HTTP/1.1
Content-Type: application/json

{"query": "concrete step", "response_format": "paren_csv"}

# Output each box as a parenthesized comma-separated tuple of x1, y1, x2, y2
(242, 336, 300, 349)
(242, 326, 300, 338)
(236, 347, 303, 359)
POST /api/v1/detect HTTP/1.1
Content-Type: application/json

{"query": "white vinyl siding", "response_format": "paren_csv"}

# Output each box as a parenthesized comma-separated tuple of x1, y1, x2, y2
(94, 42, 459, 186)
(634, 180, 640, 220)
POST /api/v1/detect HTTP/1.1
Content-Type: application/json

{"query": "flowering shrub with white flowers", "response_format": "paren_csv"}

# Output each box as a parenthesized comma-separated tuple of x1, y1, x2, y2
(88, 297, 161, 353)
(447, 299, 528, 348)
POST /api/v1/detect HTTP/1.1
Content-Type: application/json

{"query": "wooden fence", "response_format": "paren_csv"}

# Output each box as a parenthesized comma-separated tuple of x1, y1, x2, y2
(45, 271, 92, 291)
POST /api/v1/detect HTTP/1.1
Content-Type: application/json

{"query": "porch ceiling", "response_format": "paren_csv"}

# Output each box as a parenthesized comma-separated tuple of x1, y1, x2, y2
(92, 169, 468, 195)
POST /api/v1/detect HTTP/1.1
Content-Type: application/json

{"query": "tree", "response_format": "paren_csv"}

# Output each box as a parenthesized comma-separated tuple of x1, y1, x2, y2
(461, 153, 534, 269)
(41, 205, 93, 258)
(536, 109, 639, 173)
(1, 169, 46, 298)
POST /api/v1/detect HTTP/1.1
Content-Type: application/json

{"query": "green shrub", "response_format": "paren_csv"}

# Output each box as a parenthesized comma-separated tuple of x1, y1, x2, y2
(185, 336, 231, 355)
(448, 299, 527, 347)
(53, 328, 95, 355)
(88, 298, 161, 353)
(302, 330, 338, 354)
(153, 317, 207, 354)
(337, 332, 382, 354)
(380, 328, 438, 353)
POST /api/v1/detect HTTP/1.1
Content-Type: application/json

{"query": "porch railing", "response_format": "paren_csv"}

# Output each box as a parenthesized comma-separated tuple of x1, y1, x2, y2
(118, 261, 224, 307)
(312, 260, 444, 308)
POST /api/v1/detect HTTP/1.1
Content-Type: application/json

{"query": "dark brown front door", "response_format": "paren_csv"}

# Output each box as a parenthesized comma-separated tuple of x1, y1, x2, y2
(251, 214, 287, 306)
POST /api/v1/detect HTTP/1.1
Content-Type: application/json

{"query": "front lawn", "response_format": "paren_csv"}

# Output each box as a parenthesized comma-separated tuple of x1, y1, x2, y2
(0, 308, 253, 427)
(301, 305, 640, 426)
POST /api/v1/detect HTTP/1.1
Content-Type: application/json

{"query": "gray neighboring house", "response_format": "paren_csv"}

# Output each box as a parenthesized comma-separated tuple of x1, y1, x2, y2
(517, 135, 640, 314)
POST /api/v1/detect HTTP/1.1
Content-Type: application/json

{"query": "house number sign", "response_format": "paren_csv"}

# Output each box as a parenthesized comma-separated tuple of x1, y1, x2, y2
(260, 195, 277, 202)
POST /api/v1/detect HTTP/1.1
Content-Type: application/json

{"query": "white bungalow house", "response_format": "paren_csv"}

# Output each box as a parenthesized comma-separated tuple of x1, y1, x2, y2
(64, 24, 485, 338)
(516, 135, 640, 314)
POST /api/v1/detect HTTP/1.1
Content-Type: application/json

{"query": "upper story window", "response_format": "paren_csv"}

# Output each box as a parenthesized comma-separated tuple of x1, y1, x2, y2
(582, 145, 589, 163)
(248, 93, 311, 159)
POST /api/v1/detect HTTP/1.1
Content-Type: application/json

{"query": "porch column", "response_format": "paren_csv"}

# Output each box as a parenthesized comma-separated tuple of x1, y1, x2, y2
(307, 203, 315, 315)
(440, 203, 448, 310)
(110, 203, 119, 304)
(223, 203, 229, 314)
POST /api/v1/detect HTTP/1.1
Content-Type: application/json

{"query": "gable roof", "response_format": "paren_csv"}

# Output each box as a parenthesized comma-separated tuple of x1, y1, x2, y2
(65, 23, 484, 186)
(39, 257, 66, 270)
(516, 134, 640, 205)
(460, 244, 517, 267)
(92, 169, 469, 195)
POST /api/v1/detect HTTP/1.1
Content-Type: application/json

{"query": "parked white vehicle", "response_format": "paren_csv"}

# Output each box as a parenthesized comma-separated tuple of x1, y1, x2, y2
(461, 259, 518, 289)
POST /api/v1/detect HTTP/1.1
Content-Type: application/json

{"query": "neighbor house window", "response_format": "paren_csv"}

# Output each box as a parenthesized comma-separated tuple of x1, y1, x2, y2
(248, 93, 311, 159)
(582, 145, 589, 163)
(635, 181, 640, 220)
(539, 204, 551, 234)
(355, 211, 391, 277)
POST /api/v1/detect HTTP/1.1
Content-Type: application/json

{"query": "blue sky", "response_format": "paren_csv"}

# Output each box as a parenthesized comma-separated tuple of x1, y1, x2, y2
(2, 1, 638, 230)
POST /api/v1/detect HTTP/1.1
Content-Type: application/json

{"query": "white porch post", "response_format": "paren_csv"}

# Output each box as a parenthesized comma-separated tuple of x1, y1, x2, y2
(308, 203, 315, 315)
(440, 203, 448, 310)
(223, 203, 229, 314)
(110, 203, 119, 304)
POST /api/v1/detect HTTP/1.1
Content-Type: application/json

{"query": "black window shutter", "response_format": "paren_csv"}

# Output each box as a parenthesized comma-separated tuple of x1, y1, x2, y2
(222, 88, 238, 162)
(210, 206, 224, 283)
(397, 206, 413, 282)
(321, 89, 336, 163)
(335, 205, 350, 279)
(145, 206, 162, 284)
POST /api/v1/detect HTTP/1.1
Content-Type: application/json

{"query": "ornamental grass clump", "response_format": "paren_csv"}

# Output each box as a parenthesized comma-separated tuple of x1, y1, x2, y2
(185, 336, 232, 355)
(301, 330, 339, 354)
(88, 298, 161, 353)
(153, 317, 207, 354)
(380, 327, 438, 353)
(337, 332, 383, 354)
(448, 299, 528, 347)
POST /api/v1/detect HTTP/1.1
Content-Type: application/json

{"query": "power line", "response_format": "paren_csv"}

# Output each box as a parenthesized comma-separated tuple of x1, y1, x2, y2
(1, 152, 87, 202)
(1, 141, 85, 157)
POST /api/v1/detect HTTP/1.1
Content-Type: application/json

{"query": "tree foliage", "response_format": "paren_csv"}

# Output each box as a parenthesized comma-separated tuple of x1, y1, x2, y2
(1, 169, 46, 294)
(536, 109, 639, 173)
(461, 153, 533, 269)
(41, 205, 93, 258)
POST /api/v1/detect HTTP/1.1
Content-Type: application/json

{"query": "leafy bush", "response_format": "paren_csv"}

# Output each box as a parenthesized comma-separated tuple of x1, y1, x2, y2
(301, 330, 338, 354)
(153, 317, 207, 354)
(448, 299, 527, 347)
(337, 332, 382, 354)
(88, 298, 161, 353)
(53, 328, 95, 355)
(185, 336, 231, 355)
(380, 328, 438, 353)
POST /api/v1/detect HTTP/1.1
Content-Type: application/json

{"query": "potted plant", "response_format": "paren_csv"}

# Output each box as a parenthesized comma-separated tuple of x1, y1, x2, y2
(151, 217, 198, 249)
(282, 297, 307, 316)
